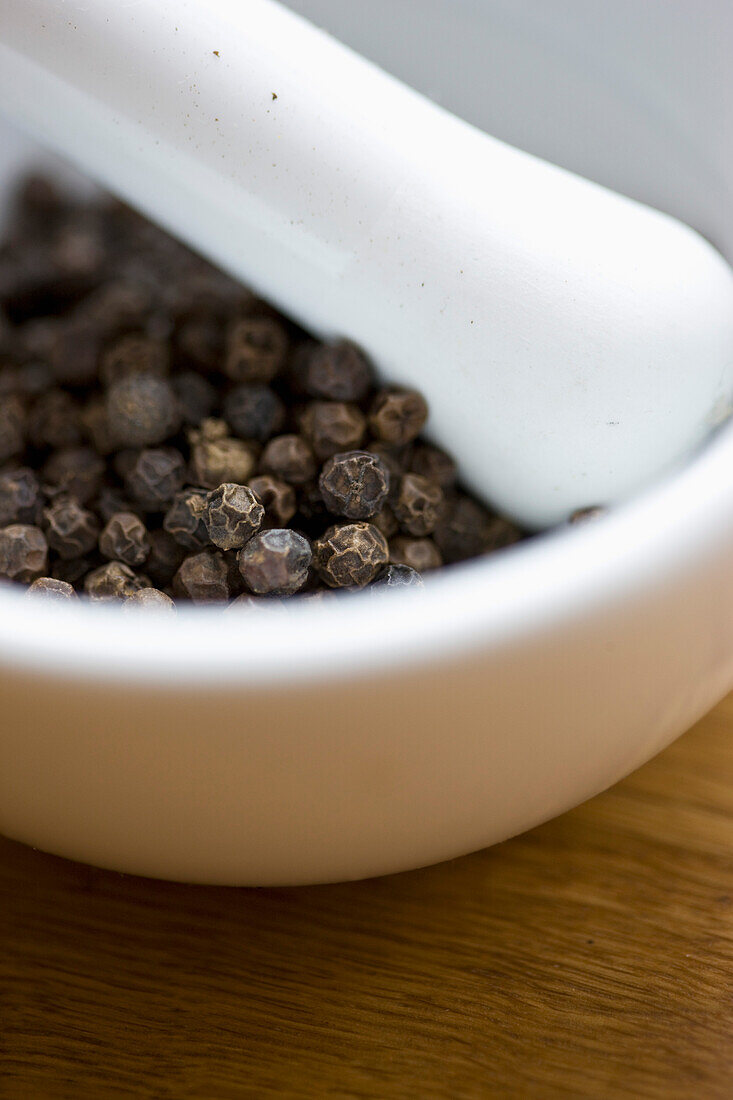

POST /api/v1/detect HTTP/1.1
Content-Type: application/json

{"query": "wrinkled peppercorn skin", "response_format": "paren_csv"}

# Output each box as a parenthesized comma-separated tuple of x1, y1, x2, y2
(318, 451, 390, 520)
(314, 522, 389, 588)
(203, 483, 264, 550)
(84, 560, 141, 601)
(44, 497, 100, 559)
(99, 511, 150, 566)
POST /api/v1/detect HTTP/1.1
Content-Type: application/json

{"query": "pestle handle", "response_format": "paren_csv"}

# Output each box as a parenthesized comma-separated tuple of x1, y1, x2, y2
(1, 0, 732, 525)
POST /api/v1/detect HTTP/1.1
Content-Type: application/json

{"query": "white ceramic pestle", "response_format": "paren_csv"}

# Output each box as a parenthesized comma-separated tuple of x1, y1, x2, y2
(1, 0, 732, 527)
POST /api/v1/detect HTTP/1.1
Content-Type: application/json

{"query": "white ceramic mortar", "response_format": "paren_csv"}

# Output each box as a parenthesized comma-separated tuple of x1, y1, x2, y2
(0, 0, 731, 884)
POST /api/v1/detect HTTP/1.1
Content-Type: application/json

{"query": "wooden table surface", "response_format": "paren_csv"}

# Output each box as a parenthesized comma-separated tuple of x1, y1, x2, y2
(3, 697, 733, 1099)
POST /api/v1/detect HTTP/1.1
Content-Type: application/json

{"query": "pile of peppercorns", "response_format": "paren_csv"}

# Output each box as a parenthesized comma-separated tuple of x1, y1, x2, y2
(0, 175, 522, 607)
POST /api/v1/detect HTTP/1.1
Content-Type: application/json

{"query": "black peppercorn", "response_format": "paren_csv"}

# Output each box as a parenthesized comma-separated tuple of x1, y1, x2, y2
(26, 576, 77, 600)
(299, 401, 366, 459)
(305, 341, 372, 402)
(392, 472, 444, 536)
(44, 497, 100, 559)
(122, 587, 176, 611)
(0, 466, 43, 526)
(372, 563, 423, 588)
(124, 447, 186, 511)
(434, 496, 520, 563)
(203, 482, 264, 550)
(172, 548, 230, 603)
(223, 383, 285, 442)
(105, 372, 180, 447)
(163, 487, 210, 550)
(224, 316, 288, 383)
(188, 419, 257, 489)
(84, 560, 142, 601)
(0, 524, 48, 582)
(313, 522, 389, 588)
(42, 446, 105, 504)
(369, 389, 428, 446)
(99, 511, 150, 566)
(238, 528, 311, 595)
(389, 536, 443, 572)
(259, 434, 316, 485)
(318, 450, 390, 519)
(247, 474, 296, 529)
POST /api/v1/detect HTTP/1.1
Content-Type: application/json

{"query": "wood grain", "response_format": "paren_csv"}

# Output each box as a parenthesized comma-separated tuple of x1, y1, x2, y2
(3, 698, 733, 1099)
